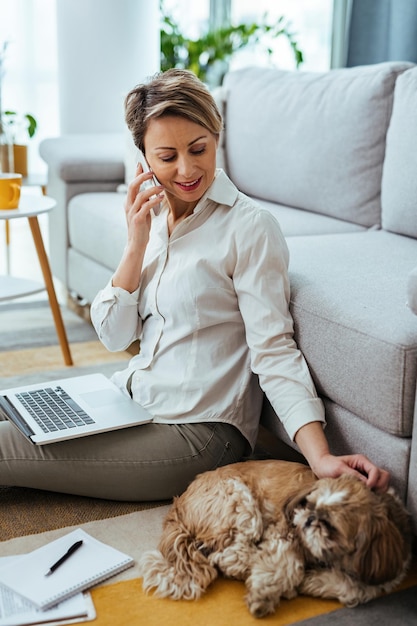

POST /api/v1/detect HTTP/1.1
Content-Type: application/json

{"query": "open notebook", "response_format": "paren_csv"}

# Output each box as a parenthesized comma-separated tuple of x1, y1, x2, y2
(0, 373, 152, 445)
(0, 529, 134, 611)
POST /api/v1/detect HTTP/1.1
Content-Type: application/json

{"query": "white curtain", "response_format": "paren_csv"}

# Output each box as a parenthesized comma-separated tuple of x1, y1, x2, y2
(1, 0, 160, 173)
(0, 0, 59, 175)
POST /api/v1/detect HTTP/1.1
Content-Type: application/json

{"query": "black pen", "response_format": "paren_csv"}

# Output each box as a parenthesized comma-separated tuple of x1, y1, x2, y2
(45, 540, 83, 576)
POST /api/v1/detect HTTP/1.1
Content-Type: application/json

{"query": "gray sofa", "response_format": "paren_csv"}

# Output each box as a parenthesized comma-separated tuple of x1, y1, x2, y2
(40, 61, 417, 531)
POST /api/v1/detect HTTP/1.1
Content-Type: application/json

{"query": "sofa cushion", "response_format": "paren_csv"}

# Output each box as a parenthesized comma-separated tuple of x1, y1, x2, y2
(381, 67, 417, 237)
(286, 230, 417, 437)
(223, 62, 413, 227)
(68, 192, 127, 271)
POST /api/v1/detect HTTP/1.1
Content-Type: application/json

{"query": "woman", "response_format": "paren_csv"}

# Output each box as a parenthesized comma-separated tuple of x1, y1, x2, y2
(0, 70, 388, 499)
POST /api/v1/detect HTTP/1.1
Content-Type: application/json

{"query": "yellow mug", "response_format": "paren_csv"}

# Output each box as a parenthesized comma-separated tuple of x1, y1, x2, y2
(0, 173, 22, 210)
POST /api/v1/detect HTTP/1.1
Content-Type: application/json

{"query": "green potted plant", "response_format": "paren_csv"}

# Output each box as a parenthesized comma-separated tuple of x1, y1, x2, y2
(160, 2, 303, 86)
(0, 110, 38, 176)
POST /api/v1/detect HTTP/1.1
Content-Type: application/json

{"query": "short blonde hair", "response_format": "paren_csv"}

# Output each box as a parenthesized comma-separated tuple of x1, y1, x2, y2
(124, 69, 223, 154)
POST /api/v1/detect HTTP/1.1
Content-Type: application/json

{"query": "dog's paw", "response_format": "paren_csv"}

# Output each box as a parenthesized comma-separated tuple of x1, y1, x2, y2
(246, 594, 277, 618)
(282, 587, 298, 600)
(139, 550, 176, 597)
(139, 548, 216, 600)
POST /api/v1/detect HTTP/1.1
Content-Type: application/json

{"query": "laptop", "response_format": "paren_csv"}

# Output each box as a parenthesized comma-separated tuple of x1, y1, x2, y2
(0, 373, 153, 445)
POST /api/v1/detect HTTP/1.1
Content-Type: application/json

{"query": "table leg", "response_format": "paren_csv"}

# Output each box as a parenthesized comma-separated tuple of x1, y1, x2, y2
(5, 220, 11, 274)
(28, 215, 73, 366)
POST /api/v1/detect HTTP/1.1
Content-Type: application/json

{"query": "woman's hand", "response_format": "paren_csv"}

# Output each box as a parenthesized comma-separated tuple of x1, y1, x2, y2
(311, 452, 390, 491)
(294, 421, 390, 492)
(125, 163, 164, 249)
(112, 164, 163, 293)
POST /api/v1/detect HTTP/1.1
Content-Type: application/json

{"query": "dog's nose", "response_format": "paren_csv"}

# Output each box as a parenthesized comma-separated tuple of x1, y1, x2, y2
(305, 515, 315, 527)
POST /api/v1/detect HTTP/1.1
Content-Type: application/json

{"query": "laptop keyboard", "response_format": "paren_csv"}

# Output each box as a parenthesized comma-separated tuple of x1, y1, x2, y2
(16, 387, 95, 433)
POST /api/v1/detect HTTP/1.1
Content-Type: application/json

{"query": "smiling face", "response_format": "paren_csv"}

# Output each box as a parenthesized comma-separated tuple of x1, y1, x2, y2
(143, 115, 219, 217)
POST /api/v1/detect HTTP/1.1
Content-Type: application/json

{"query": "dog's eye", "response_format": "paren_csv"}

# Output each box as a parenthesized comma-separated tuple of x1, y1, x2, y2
(321, 519, 335, 534)
(299, 497, 308, 508)
(195, 542, 212, 558)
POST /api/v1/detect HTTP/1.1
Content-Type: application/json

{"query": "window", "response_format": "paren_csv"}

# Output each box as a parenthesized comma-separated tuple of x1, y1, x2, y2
(163, 0, 333, 72)
(0, 0, 59, 175)
(230, 0, 333, 71)
(162, 0, 210, 38)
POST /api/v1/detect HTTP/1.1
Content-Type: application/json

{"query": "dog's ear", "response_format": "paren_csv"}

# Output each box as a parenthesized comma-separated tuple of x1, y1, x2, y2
(350, 498, 411, 585)
(283, 485, 312, 524)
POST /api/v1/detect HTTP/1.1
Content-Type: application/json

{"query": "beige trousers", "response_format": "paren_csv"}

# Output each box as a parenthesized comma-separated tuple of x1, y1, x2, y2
(0, 419, 248, 500)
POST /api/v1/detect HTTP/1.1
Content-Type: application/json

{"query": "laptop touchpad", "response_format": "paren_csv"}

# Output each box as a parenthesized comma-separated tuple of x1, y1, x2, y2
(80, 390, 125, 408)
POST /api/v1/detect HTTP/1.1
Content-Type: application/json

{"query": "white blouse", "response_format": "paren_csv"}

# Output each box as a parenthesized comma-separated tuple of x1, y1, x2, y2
(90, 169, 325, 448)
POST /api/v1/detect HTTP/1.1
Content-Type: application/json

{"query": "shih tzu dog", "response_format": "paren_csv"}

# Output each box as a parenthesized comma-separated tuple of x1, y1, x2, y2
(139, 460, 412, 618)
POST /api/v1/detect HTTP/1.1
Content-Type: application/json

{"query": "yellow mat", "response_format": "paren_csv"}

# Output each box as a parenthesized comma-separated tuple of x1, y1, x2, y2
(91, 577, 341, 626)
(91, 563, 417, 626)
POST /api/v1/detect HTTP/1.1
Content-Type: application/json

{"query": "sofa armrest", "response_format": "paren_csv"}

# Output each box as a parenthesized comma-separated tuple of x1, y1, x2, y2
(39, 134, 125, 288)
(407, 266, 417, 315)
(40, 134, 125, 182)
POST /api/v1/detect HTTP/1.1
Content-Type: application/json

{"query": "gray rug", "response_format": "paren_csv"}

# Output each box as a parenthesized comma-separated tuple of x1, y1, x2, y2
(0, 299, 97, 350)
(0, 299, 130, 387)
(0, 361, 128, 389)
(296, 585, 417, 625)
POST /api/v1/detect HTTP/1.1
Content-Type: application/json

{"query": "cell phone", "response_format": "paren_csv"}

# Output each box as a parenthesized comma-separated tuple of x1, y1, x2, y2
(141, 163, 162, 216)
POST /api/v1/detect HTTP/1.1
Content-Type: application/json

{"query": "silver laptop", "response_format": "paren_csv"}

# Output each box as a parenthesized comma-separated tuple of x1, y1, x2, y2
(0, 373, 153, 445)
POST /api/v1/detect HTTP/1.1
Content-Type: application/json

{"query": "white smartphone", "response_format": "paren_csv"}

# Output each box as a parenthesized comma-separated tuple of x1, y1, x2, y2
(141, 163, 162, 215)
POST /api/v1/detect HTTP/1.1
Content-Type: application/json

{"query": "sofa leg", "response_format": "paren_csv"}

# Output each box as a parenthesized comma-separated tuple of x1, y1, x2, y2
(67, 291, 92, 323)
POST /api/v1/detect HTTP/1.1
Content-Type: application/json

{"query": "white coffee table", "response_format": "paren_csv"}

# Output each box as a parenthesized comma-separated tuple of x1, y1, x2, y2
(0, 195, 73, 366)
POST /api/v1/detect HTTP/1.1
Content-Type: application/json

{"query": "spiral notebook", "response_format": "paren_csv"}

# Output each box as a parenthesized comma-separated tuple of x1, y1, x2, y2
(0, 529, 134, 611)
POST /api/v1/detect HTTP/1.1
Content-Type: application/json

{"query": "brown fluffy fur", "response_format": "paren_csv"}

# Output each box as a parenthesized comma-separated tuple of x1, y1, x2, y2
(139, 460, 412, 618)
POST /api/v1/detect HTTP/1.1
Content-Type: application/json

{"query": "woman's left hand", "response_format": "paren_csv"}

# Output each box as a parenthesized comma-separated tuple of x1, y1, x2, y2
(294, 421, 390, 492)
(313, 452, 390, 492)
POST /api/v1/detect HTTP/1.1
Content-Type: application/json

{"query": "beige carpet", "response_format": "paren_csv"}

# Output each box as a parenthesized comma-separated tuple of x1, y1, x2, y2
(2, 340, 129, 378)
(0, 509, 358, 625)
(2, 508, 417, 626)
(0, 507, 169, 575)
(0, 485, 168, 541)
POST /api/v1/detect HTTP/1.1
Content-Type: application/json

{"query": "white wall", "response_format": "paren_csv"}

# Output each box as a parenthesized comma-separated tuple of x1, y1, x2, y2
(56, 0, 160, 134)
